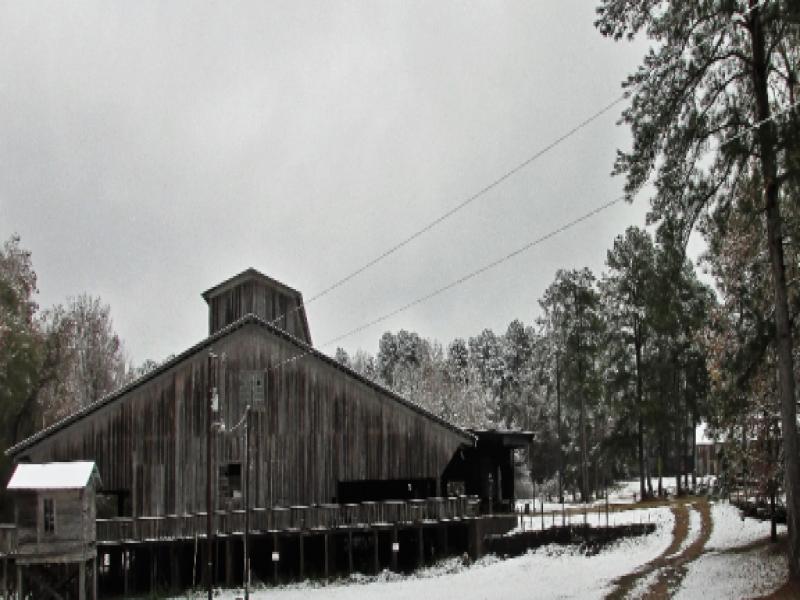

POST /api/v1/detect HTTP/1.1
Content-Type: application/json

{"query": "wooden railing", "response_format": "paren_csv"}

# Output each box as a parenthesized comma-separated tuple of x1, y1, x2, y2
(96, 495, 480, 544)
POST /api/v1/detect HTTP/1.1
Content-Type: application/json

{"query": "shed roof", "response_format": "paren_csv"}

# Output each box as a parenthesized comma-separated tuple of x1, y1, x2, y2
(7, 461, 100, 490)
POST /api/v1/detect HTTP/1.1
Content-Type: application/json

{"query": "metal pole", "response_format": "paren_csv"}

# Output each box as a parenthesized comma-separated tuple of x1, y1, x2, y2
(207, 352, 216, 600)
(244, 405, 251, 600)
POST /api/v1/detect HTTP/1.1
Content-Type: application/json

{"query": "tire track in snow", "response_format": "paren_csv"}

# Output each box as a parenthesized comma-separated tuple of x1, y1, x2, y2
(647, 499, 712, 597)
(604, 498, 712, 600)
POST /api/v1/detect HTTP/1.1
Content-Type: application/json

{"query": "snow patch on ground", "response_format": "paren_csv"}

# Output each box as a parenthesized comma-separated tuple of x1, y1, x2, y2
(514, 505, 665, 533)
(172, 508, 674, 600)
(167, 500, 789, 600)
(706, 501, 786, 551)
(675, 544, 786, 600)
(522, 477, 714, 512)
(675, 500, 787, 599)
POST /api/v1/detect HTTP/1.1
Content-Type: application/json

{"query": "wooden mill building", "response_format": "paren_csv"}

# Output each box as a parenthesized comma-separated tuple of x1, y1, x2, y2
(5, 268, 530, 594)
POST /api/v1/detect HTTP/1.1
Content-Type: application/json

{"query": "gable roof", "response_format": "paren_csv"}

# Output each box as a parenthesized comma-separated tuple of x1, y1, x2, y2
(7, 461, 100, 490)
(201, 268, 303, 301)
(7, 313, 474, 457)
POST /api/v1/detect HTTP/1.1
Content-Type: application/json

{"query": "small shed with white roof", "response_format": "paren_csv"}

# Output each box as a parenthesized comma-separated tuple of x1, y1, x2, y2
(7, 460, 100, 600)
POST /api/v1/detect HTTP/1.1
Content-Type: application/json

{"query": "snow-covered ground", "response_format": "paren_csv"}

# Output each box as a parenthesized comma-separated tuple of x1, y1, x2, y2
(521, 476, 718, 512)
(674, 501, 787, 599)
(513, 504, 663, 532)
(168, 490, 787, 600)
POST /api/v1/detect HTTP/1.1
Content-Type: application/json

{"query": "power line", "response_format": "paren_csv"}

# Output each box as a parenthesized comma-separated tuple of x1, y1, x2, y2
(267, 94, 799, 375)
(268, 195, 625, 374)
(267, 0, 784, 343)
(303, 96, 626, 305)
(267, 95, 626, 329)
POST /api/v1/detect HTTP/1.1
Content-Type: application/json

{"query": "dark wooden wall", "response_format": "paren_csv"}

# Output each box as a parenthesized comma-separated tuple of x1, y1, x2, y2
(207, 280, 310, 344)
(17, 323, 470, 517)
(15, 488, 94, 554)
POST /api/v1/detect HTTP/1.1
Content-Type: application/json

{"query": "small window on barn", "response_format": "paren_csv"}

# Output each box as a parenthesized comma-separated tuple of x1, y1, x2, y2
(239, 371, 265, 406)
(253, 372, 265, 404)
(446, 481, 465, 497)
(43, 498, 56, 534)
(219, 463, 242, 500)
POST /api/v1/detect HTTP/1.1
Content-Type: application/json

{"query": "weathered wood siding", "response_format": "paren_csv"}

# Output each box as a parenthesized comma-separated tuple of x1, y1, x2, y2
(18, 322, 469, 517)
(207, 280, 310, 344)
(14, 488, 94, 559)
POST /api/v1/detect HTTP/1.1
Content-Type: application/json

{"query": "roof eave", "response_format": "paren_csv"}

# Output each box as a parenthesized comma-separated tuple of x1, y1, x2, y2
(8, 314, 473, 455)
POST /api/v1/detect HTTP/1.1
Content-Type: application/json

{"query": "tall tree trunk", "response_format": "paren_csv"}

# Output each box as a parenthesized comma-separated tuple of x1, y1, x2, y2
(556, 353, 563, 504)
(676, 363, 683, 497)
(635, 326, 646, 500)
(751, 1, 800, 578)
(579, 358, 589, 503)
(692, 409, 697, 490)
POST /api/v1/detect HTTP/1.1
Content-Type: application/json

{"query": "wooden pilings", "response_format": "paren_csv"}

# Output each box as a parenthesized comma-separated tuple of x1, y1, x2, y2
(96, 517, 491, 596)
(373, 530, 379, 574)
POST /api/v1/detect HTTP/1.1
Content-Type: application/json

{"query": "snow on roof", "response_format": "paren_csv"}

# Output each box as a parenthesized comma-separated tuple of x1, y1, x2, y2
(7, 461, 100, 491)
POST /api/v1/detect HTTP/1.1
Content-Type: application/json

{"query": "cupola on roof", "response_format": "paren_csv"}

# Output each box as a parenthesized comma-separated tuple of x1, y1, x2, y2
(202, 268, 312, 345)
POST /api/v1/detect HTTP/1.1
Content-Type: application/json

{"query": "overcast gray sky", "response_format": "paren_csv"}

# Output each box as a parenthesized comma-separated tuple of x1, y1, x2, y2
(0, 1, 659, 365)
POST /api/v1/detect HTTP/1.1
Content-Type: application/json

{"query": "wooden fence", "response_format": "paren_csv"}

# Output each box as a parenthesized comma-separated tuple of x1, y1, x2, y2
(96, 496, 481, 544)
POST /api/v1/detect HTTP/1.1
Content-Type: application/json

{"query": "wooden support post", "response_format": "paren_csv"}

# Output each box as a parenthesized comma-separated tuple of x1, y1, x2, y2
(15, 566, 21, 600)
(123, 550, 130, 597)
(2, 557, 6, 600)
(299, 533, 305, 580)
(442, 524, 449, 557)
(170, 544, 181, 592)
(417, 525, 424, 568)
(324, 533, 330, 579)
(391, 527, 398, 572)
(347, 531, 354, 575)
(93, 557, 98, 600)
(150, 544, 156, 594)
(273, 533, 279, 586)
(80, 560, 87, 600)
(225, 538, 234, 586)
(373, 531, 379, 574)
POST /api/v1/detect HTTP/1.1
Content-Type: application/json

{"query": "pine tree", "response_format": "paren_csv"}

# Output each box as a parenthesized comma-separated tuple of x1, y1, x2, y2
(600, 226, 657, 499)
(597, 0, 800, 573)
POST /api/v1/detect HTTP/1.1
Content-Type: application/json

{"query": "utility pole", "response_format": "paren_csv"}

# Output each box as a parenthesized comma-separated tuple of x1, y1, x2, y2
(244, 404, 251, 600)
(206, 352, 217, 600)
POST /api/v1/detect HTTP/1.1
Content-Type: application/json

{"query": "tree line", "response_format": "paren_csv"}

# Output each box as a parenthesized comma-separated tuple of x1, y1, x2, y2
(0, 234, 154, 516)
(596, 0, 800, 577)
(335, 225, 715, 504)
